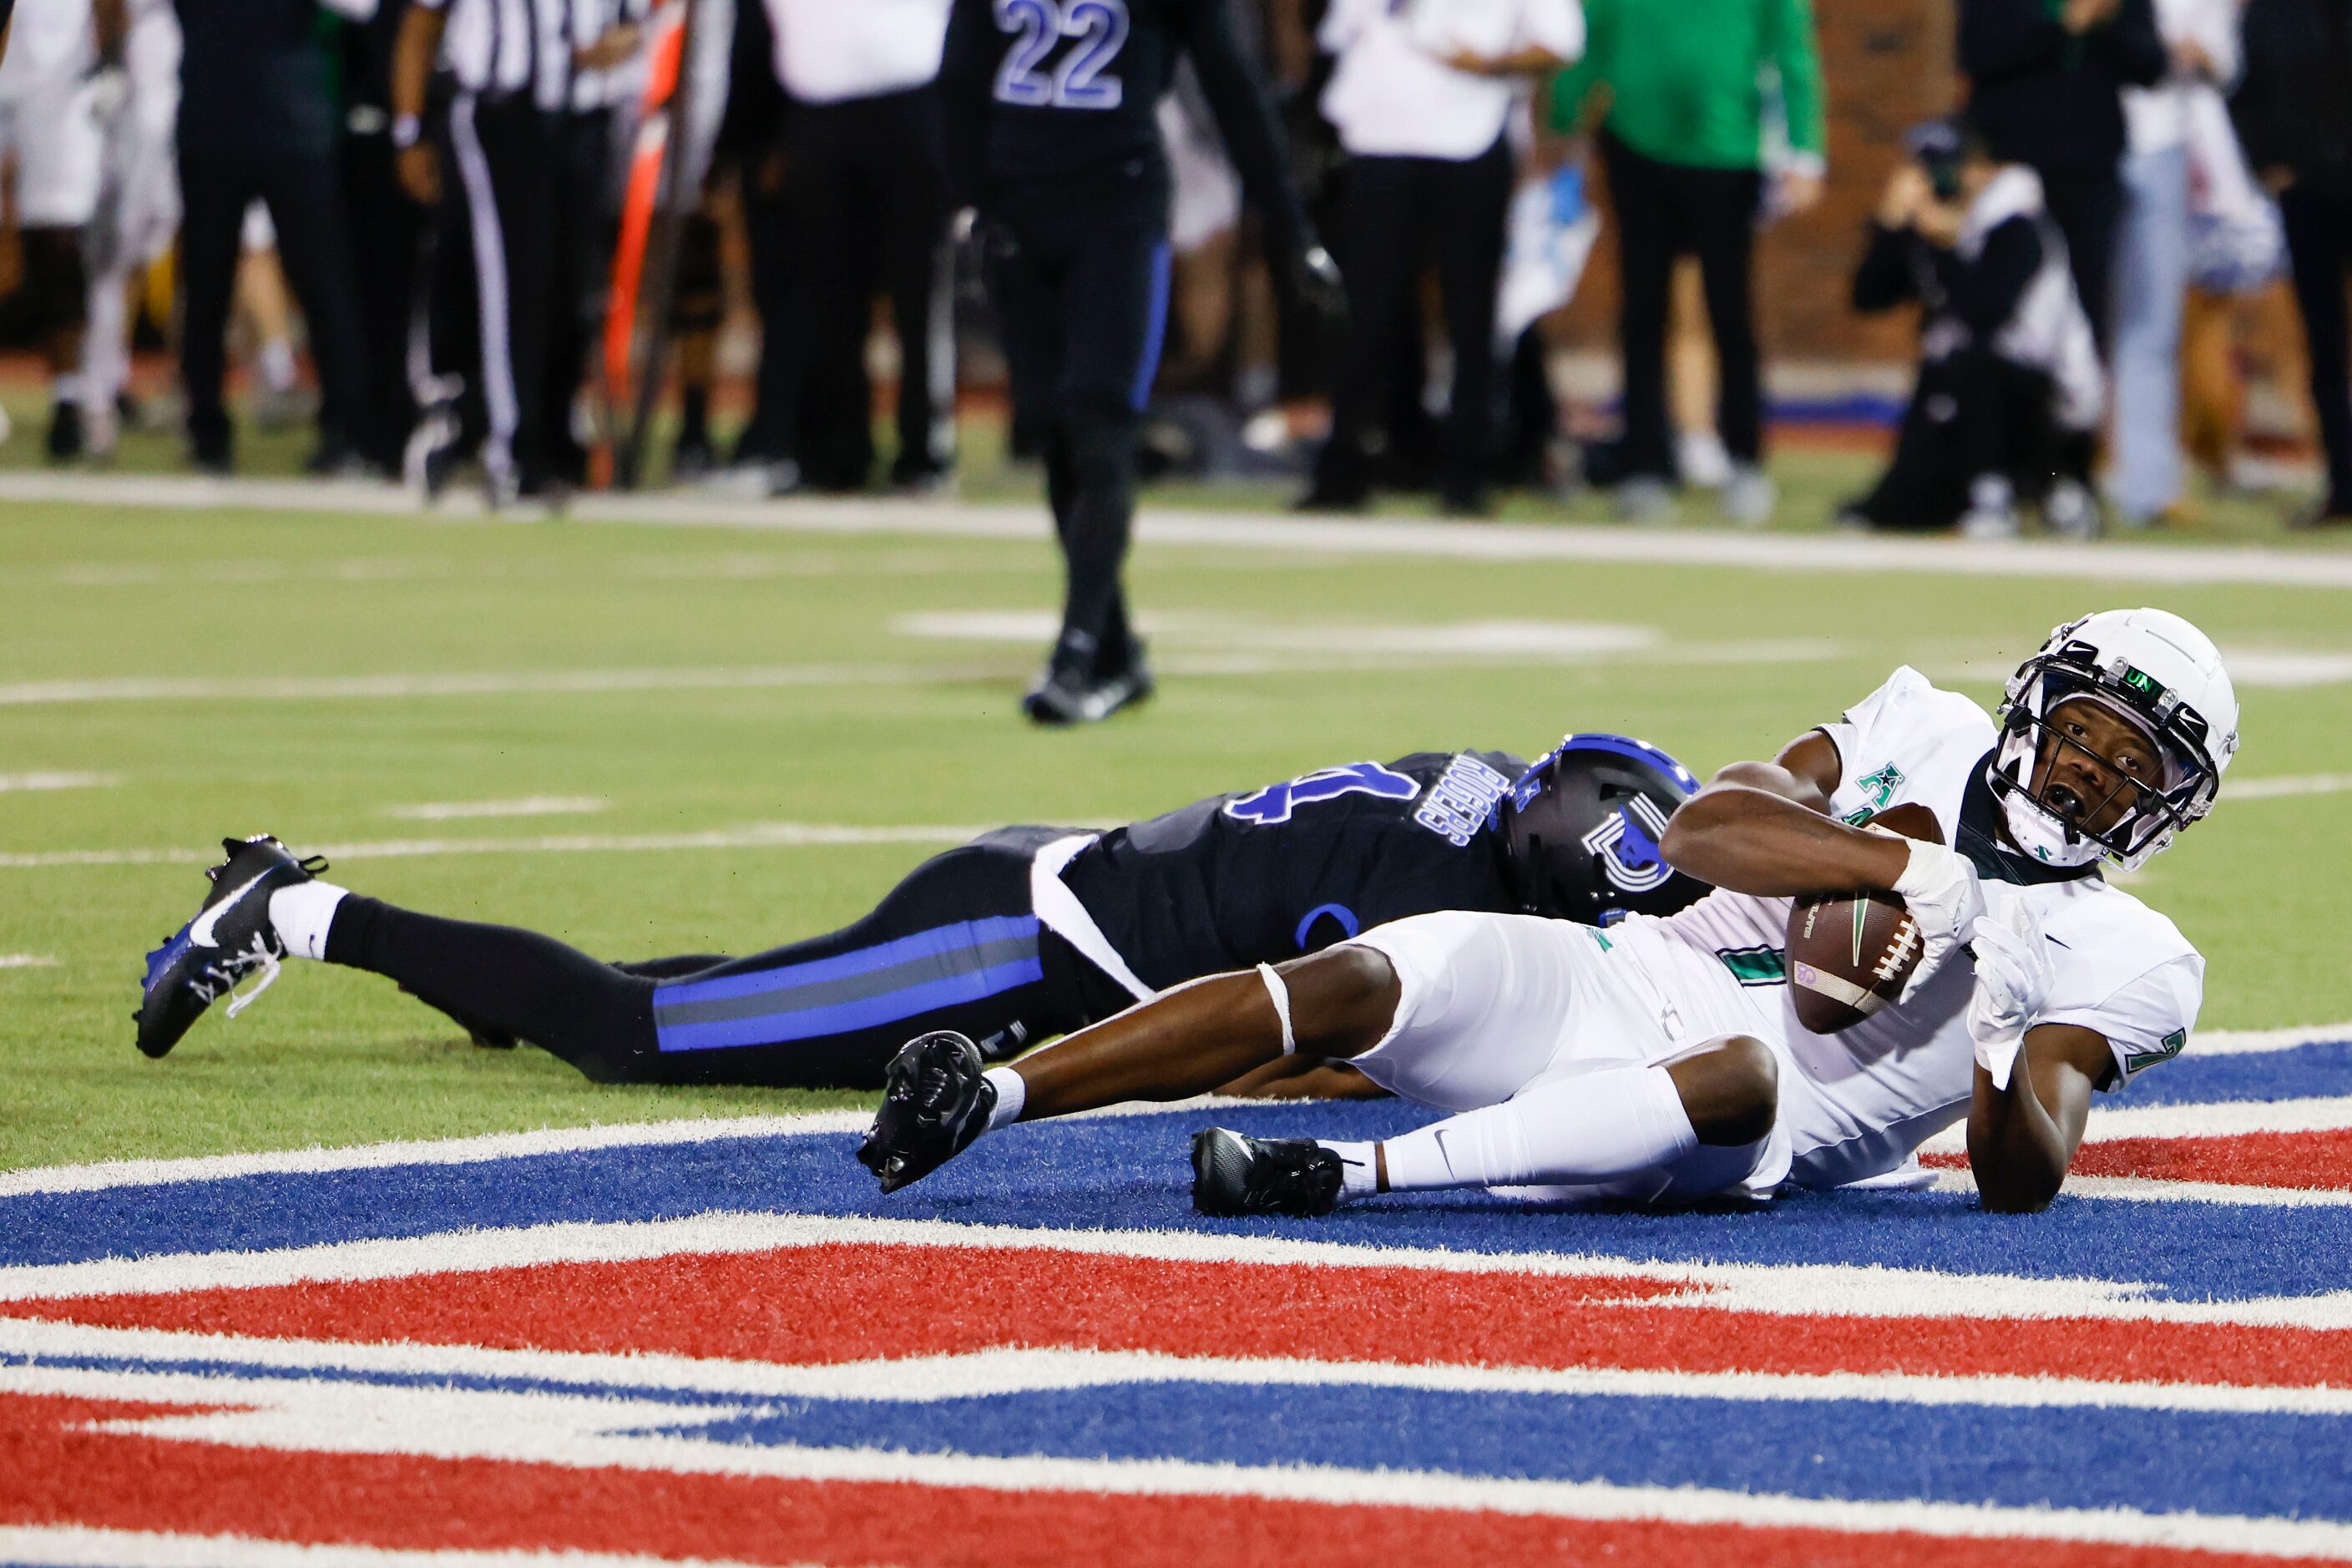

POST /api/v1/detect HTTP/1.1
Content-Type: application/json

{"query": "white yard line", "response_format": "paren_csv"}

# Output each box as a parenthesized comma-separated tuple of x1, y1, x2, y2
(8, 469, 2352, 588)
(0, 771, 119, 792)
(0, 821, 989, 870)
(0, 663, 993, 707)
(382, 797, 609, 821)
(0, 953, 58, 969)
(2228, 773, 2352, 801)
(8, 1316, 2349, 1416)
(0, 1526, 771, 1568)
(1927, 1169, 2352, 1207)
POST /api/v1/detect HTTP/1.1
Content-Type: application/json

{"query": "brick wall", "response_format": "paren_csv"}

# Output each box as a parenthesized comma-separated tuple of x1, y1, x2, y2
(1552, 0, 1960, 365)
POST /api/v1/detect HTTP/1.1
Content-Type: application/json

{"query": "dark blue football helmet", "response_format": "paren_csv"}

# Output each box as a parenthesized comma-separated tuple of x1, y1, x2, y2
(1500, 733, 1711, 924)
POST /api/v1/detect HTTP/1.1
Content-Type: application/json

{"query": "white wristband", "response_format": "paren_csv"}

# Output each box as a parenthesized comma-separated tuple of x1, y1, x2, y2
(1257, 964, 1296, 1055)
(392, 113, 422, 149)
(1879, 831, 1955, 899)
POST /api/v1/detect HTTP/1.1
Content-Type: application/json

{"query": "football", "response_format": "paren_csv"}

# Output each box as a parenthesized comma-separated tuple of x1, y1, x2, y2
(1784, 802, 1940, 1034)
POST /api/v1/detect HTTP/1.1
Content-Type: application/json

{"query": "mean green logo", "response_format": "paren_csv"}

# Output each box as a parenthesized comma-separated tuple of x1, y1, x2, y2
(2122, 666, 2165, 699)
(1855, 762, 1906, 810)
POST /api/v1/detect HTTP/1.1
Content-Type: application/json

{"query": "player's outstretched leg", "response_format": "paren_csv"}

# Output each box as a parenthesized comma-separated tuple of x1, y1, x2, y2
(135, 834, 327, 1059)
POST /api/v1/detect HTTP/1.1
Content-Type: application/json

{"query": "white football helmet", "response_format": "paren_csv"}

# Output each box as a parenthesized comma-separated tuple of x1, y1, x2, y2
(1990, 609, 2240, 872)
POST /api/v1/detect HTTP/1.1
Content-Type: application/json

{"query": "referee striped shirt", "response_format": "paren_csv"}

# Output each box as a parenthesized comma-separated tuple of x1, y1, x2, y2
(422, 0, 577, 111)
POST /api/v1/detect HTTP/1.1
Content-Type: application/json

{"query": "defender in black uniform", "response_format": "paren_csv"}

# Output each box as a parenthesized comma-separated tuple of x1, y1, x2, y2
(937, 0, 1346, 725)
(133, 737, 1707, 1090)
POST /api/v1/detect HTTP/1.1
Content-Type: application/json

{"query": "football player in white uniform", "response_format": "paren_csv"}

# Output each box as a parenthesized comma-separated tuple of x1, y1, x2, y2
(858, 608, 2237, 1216)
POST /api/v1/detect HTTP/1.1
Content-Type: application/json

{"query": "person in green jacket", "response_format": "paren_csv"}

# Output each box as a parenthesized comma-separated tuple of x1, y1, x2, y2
(1551, 0, 1825, 525)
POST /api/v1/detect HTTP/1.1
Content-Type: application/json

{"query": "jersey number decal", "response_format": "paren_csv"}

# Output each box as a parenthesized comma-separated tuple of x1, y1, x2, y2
(1224, 762, 1421, 826)
(993, 0, 1129, 110)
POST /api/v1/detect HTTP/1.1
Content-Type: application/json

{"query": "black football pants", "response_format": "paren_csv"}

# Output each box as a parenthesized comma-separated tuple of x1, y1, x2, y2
(991, 180, 1171, 678)
(321, 828, 1111, 1089)
(2281, 183, 2352, 511)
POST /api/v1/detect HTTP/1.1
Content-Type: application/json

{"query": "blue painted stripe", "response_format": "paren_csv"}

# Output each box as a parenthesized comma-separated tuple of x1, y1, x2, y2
(669, 1382, 2352, 1523)
(655, 956, 1044, 1052)
(1129, 240, 1172, 413)
(652, 916, 1039, 1007)
(2119, 1039, 2352, 1105)
(7, 1100, 2352, 1301)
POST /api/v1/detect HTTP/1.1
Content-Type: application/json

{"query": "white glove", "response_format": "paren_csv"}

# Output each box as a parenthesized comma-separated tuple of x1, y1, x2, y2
(1965, 894, 2053, 1090)
(1878, 830, 1986, 1004)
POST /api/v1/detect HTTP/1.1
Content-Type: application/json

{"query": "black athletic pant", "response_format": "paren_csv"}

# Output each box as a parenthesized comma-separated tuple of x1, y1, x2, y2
(1313, 136, 1514, 504)
(1850, 351, 2070, 529)
(992, 175, 1170, 678)
(179, 139, 375, 464)
(342, 125, 423, 466)
(544, 107, 615, 487)
(1603, 133, 1765, 483)
(2281, 183, 2352, 512)
(2036, 165, 2123, 359)
(437, 92, 559, 492)
(779, 86, 953, 488)
(321, 828, 1112, 1089)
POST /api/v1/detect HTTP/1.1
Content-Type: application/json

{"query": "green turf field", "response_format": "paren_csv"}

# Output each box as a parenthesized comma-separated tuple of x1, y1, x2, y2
(3, 481, 2348, 1171)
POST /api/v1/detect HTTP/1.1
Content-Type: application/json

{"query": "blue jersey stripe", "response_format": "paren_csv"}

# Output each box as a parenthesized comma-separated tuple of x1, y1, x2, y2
(651, 916, 1040, 1007)
(655, 956, 1045, 1053)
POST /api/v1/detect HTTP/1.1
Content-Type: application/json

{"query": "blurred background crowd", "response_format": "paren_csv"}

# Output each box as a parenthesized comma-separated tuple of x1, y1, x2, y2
(0, 0, 2346, 537)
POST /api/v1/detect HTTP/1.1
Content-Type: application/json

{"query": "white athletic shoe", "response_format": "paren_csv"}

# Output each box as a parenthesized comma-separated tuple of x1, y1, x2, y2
(1721, 463, 1777, 528)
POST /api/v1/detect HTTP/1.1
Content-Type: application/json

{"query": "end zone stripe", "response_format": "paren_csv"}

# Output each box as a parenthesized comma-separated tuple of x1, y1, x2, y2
(0, 1525, 770, 1568)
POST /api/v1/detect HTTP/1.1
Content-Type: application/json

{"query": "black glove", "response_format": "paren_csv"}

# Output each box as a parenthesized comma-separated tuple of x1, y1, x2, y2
(1290, 242, 1348, 326)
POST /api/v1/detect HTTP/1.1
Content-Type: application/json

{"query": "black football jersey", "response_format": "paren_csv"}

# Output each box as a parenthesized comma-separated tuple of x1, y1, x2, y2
(937, 0, 1303, 241)
(1059, 751, 1530, 990)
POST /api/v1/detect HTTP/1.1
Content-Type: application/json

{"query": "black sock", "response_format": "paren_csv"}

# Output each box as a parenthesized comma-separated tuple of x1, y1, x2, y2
(680, 387, 711, 448)
(325, 896, 656, 1080)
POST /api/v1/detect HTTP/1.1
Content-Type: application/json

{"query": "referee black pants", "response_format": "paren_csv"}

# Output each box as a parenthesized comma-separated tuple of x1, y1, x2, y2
(1313, 136, 1514, 505)
(438, 92, 559, 493)
(2281, 184, 2352, 512)
(1603, 132, 1765, 483)
(179, 138, 376, 465)
(323, 828, 1117, 1089)
(774, 86, 953, 488)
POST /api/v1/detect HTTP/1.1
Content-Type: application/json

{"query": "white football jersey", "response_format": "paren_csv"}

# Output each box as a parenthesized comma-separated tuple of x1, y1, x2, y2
(1630, 666, 2204, 1190)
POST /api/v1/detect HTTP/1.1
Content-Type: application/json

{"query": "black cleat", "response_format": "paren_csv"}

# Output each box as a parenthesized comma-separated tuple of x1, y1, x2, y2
(46, 401, 85, 464)
(1191, 1127, 1346, 1217)
(1022, 663, 1155, 727)
(857, 1029, 996, 1193)
(134, 835, 326, 1060)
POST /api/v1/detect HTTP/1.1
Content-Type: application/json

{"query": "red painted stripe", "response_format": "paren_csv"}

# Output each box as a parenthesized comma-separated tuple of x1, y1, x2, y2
(1925, 1128, 2352, 1189)
(16, 1243, 2351, 1389)
(0, 1390, 2319, 1568)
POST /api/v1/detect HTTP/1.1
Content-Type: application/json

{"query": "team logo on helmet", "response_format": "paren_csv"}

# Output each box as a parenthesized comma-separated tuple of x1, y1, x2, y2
(1580, 796, 1674, 894)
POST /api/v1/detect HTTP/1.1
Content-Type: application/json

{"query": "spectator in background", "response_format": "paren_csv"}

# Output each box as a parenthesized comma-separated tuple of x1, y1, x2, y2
(1555, 0, 1826, 527)
(178, 0, 377, 475)
(731, 0, 954, 497)
(2233, 0, 2352, 527)
(1958, 0, 2166, 359)
(83, 0, 178, 459)
(1842, 118, 2102, 539)
(1302, 0, 1582, 517)
(0, 0, 123, 463)
(2108, 0, 2238, 528)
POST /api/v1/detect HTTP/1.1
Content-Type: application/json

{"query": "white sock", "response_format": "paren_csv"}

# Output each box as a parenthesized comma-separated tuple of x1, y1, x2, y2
(982, 1066, 1025, 1130)
(1377, 1063, 1700, 1192)
(1318, 1139, 1379, 1199)
(259, 338, 298, 393)
(267, 881, 350, 961)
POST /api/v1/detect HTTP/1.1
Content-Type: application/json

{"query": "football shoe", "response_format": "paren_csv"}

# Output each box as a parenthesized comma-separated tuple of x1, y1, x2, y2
(134, 835, 326, 1060)
(857, 1029, 997, 1194)
(1191, 1127, 1346, 1217)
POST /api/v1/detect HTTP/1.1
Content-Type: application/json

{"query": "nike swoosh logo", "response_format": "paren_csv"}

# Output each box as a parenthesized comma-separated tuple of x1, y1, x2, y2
(189, 870, 272, 948)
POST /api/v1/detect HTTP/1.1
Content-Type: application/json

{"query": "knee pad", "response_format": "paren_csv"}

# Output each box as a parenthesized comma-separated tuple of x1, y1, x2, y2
(18, 229, 89, 330)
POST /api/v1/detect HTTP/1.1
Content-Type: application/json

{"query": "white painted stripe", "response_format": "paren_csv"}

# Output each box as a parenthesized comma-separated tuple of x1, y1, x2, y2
(0, 663, 975, 707)
(0, 771, 119, 792)
(10, 471, 2352, 589)
(4, 1208, 2347, 1329)
(382, 797, 609, 821)
(447, 94, 517, 489)
(1925, 1168, 2352, 1207)
(0, 953, 58, 969)
(2227, 773, 2352, 801)
(2194, 1022, 2352, 1055)
(1918, 1095, 2352, 1160)
(0, 1525, 771, 1568)
(9, 1316, 2348, 1417)
(5, 1360, 2344, 1560)
(0, 821, 989, 870)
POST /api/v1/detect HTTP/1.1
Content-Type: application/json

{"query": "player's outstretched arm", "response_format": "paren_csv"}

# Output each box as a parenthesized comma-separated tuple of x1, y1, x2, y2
(1967, 1023, 2108, 1212)
(1661, 732, 1911, 897)
(1012, 948, 1401, 1121)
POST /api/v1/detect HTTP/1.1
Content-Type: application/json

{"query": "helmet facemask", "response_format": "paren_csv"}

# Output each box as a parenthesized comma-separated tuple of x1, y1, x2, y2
(1990, 647, 2224, 872)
